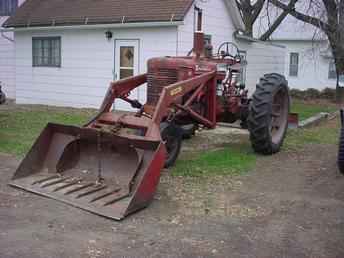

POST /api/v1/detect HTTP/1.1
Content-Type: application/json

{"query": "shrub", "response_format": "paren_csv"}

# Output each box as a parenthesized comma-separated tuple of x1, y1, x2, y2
(289, 87, 336, 100)
(320, 87, 336, 99)
(289, 88, 304, 99)
(304, 88, 321, 99)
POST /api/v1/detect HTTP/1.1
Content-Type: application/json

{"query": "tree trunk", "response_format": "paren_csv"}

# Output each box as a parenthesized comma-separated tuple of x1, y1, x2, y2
(333, 51, 344, 103)
(244, 23, 253, 37)
(330, 42, 344, 103)
(324, 0, 344, 103)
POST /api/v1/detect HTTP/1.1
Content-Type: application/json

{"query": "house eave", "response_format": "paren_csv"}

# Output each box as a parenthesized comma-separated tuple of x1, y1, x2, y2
(1, 21, 184, 32)
(268, 38, 327, 42)
(234, 32, 286, 48)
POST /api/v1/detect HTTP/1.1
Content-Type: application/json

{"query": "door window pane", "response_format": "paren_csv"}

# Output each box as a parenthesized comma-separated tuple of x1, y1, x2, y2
(119, 46, 134, 79)
(120, 69, 134, 79)
(289, 52, 299, 76)
(120, 47, 134, 67)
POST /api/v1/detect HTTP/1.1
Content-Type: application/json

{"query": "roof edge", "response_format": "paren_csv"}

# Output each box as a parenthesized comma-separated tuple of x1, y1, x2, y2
(269, 38, 328, 42)
(2, 21, 184, 31)
(234, 32, 286, 48)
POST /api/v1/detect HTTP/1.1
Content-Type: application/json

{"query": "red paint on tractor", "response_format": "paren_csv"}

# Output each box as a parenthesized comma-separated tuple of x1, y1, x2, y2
(9, 7, 289, 220)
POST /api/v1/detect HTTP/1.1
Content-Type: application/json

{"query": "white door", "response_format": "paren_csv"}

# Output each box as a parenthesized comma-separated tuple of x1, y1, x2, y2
(114, 39, 140, 111)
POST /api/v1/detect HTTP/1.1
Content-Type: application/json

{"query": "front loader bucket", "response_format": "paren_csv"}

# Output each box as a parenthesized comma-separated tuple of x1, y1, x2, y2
(9, 123, 165, 220)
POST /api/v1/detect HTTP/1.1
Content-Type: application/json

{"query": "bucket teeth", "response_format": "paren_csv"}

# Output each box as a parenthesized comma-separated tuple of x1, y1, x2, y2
(52, 179, 82, 192)
(103, 193, 130, 206)
(41, 176, 72, 188)
(89, 188, 121, 203)
(9, 122, 163, 220)
(32, 175, 60, 185)
(64, 183, 95, 195)
(76, 185, 107, 199)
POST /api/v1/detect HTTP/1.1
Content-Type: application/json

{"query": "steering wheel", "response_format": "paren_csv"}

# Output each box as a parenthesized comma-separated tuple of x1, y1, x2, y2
(217, 42, 240, 59)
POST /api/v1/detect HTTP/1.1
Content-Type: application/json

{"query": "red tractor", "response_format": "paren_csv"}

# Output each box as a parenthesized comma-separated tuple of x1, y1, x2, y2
(143, 37, 289, 166)
(10, 12, 290, 220)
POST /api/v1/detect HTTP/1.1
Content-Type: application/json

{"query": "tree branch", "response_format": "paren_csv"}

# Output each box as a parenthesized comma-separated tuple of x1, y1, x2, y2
(260, 0, 299, 41)
(270, 0, 331, 33)
(252, 0, 266, 23)
(322, 0, 338, 28)
(235, 0, 242, 10)
(338, 0, 344, 28)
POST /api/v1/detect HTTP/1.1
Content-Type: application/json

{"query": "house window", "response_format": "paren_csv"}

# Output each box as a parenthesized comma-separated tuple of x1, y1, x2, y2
(289, 52, 299, 76)
(238, 50, 247, 85)
(328, 60, 337, 79)
(204, 34, 212, 46)
(0, 0, 18, 16)
(32, 37, 61, 67)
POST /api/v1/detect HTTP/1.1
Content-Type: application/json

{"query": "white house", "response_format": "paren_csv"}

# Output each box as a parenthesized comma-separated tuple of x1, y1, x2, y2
(254, 5, 337, 91)
(0, 0, 25, 99)
(1, 0, 286, 110)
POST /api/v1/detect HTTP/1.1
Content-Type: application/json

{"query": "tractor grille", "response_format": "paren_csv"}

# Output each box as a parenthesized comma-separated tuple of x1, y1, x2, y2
(147, 68, 178, 105)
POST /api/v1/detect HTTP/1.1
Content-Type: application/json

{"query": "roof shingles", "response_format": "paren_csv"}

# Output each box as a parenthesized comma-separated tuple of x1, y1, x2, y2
(4, 0, 194, 27)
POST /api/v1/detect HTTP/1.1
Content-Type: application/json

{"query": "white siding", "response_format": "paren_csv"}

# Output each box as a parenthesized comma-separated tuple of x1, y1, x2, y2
(273, 40, 336, 90)
(178, 0, 236, 56)
(178, 0, 285, 96)
(238, 41, 286, 95)
(0, 16, 15, 99)
(0, 0, 26, 99)
(15, 27, 178, 109)
(13, 0, 285, 109)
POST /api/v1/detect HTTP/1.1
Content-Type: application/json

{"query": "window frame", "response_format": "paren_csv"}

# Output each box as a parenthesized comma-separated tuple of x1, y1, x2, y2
(32, 37, 61, 68)
(204, 34, 212, 45)
(238, 50, 247, 85)
(0, 0, 18, 16)
(119, 46, 135, 79)
(289, 52, 299, 77)
(328, 59, 337, 79)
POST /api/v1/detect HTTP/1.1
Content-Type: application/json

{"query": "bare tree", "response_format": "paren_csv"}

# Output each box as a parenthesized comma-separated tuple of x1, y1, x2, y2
(269, 0, 344, 102)
(236, 0, 265, 37)
(236, 0, 298, 40)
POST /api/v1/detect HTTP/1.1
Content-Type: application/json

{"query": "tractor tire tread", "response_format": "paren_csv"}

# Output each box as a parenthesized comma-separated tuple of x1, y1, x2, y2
(248, 73, 289, 155)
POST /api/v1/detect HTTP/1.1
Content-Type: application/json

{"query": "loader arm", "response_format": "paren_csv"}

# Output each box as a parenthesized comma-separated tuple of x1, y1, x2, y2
(86, 74, 147, 127)
(148, 71, 217, 136)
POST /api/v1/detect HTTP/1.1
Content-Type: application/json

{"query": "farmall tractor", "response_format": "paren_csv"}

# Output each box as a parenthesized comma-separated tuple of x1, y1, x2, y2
(10, 12, 290, 220)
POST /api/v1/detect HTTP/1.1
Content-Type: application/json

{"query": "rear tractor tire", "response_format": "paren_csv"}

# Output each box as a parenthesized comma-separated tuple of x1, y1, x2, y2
(248, 73, 290, 154)
(337, 109, 344, 174)
(160, 122, 182, 168)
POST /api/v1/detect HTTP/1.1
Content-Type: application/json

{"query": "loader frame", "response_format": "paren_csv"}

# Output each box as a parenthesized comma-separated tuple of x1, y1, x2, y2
(86, 70, 218, 139)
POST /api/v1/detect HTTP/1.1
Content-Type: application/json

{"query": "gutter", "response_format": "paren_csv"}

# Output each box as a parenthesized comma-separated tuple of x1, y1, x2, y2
(1, 21, 184, 32)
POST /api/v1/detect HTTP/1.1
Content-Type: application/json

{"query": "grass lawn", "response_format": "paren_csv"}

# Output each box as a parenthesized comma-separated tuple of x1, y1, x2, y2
(284, 117, 340, 150)
(290, 99, 338, 121)
(171, 143, 256, 177)
(0, 102, 339, 178)
(0, 106, 95, 156)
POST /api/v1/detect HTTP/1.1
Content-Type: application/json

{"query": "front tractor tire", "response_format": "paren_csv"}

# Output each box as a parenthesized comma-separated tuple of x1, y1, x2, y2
(248, 73, 290, 154)
(160, 122, 182, 168)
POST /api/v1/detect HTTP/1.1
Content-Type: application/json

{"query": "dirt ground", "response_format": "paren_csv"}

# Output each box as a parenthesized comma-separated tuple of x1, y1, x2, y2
(0, 124, 344, 258)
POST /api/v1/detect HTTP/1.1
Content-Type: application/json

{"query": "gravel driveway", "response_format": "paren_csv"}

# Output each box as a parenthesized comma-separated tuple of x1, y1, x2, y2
(0, 124, 343, 258)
